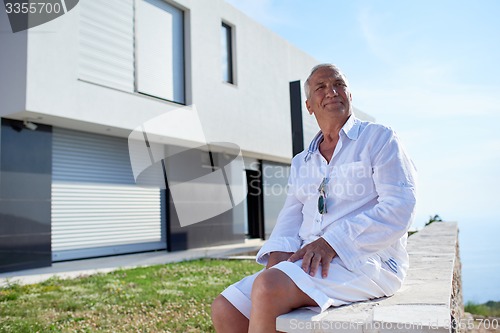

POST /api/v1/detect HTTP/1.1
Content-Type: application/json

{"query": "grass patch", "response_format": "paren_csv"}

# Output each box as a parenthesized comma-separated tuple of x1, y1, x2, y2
(0, 258, 262, 333)
(465, 300, 500, 317)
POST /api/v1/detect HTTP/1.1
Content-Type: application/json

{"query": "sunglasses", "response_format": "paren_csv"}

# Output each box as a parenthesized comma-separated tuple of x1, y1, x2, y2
(317, 177, 328, 214)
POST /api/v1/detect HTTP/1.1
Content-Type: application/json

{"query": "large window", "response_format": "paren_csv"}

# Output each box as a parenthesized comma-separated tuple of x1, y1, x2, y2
(136, 0, 185, 104)
(79, 0, 186, 103)
(79, 0, 135, 92)
(221, 22, 235, 84)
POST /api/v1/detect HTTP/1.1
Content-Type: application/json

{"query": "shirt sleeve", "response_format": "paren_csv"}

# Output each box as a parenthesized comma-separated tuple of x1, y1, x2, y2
(321, 129, 417, 271)
(256, 158, 304, 265)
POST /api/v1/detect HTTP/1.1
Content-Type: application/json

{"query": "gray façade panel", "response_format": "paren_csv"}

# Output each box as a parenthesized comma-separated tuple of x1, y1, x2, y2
(163, 144, 245, 251)
(0, 119, 52, 273)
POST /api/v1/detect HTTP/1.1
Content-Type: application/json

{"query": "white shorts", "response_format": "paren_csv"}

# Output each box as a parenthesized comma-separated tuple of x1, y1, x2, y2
(221, 256, 403, 319)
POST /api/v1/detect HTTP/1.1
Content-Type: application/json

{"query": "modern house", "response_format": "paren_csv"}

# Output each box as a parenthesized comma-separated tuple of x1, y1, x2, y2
(0, 0, 373, 273)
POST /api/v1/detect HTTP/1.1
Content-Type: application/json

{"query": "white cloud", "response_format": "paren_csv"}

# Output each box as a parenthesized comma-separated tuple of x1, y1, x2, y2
(354, 3, 500, 121)
(354, 81, 500, 120)
(357, 6, 395, 64)
(357, 5, 423, 67)
(355, 11, 500, 118)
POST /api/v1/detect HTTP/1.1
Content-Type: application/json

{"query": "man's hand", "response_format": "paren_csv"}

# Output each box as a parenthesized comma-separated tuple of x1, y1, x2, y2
(266, 251, 294, 269)
(287, 238, 337, 278)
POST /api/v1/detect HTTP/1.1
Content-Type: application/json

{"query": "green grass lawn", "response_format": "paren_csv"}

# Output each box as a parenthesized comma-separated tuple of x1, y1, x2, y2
(0, 258, 262, 333)
(465, 300, 500, 318)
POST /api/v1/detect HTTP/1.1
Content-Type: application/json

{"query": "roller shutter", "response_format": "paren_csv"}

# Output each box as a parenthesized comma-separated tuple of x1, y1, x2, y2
(51, 128, 165, 261)
(78, 0, 135, 92)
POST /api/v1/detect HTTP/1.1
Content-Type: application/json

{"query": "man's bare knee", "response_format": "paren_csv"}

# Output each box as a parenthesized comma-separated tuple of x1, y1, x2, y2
(252, 269, 317, 310)
(211, 294, 248, 333)
(211, 295, 229, 322)
(252, 269, 289, 300)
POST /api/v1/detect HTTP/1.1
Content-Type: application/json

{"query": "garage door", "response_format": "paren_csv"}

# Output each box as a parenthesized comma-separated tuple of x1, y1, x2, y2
(51, 128, 165, 261)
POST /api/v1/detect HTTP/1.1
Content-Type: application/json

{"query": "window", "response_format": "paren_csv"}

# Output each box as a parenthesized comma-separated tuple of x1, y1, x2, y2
(78, 0, 135, 92)
(136, 0, 185, 104)
(221, 22, 234, 84)
(79, 0, 186, 103)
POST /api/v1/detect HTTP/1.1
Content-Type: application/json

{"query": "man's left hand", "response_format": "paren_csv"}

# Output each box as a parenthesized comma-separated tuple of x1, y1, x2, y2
(287, 237, 337, 278)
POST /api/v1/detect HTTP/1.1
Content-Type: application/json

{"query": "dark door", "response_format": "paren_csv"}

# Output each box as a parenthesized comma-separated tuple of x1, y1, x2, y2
(245, 169, 265, 239)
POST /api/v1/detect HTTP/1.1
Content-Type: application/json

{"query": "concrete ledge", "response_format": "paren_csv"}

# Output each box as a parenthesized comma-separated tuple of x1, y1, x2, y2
(277, 222, 462, 333)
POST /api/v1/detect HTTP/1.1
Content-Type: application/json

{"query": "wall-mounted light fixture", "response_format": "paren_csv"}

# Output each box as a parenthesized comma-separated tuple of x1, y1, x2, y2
(23, 120, 38, 131)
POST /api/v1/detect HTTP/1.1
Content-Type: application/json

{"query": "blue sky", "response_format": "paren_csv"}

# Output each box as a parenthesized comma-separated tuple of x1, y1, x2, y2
(225, 0, 500, 302)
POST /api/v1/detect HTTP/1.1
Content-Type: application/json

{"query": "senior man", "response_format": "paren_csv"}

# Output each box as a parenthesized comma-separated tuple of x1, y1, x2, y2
(211, 64, 417, 332)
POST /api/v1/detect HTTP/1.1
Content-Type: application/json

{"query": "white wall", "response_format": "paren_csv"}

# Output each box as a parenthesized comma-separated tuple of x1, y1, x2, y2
(188, 1, 318, 161)
(0, 9, 28, 117)
(2, 0, 327, 163)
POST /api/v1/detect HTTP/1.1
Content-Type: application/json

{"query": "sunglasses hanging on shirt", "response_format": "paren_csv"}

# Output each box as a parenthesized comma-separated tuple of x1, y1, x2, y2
(317, 177, 328, 214)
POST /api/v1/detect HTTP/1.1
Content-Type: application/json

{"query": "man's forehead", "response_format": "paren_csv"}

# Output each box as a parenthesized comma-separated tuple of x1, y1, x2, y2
(312, 68, 345, 82)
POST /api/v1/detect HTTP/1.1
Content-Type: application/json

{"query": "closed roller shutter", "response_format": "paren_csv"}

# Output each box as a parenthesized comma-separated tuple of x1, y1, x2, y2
(52, 128, 165, 261)
(78, 0, 135, 92)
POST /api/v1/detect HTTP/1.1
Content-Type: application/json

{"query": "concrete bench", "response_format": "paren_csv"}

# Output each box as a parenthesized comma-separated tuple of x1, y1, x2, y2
(276, 222, 463, 333)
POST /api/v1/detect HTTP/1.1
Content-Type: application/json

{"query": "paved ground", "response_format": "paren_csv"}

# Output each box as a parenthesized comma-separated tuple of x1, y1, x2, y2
(0, 238, 264, 287)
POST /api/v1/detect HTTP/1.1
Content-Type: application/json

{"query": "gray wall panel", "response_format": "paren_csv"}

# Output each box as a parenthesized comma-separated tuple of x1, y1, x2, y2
(0, 119, 52, 273)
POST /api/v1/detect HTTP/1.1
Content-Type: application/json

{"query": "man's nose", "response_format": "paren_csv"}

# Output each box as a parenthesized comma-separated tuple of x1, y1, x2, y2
(326, 86, 338, 96)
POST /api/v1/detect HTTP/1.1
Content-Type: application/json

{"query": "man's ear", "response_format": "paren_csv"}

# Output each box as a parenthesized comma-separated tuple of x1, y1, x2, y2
(305, 100, 313, 115)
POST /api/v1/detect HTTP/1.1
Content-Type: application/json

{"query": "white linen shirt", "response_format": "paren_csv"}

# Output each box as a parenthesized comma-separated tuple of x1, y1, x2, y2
(257, 115, 417, 273)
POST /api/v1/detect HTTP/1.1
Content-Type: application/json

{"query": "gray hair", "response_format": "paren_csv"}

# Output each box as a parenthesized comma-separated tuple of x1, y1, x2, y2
(303, 64, 350, 100)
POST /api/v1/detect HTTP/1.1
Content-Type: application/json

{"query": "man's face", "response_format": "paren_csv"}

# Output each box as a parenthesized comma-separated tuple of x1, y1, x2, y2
(305, 67, 352, 119)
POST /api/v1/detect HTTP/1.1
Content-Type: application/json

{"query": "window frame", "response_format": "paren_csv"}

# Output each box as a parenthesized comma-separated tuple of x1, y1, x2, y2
(134, 0, 187, 104)
(221, 21, 236, 85)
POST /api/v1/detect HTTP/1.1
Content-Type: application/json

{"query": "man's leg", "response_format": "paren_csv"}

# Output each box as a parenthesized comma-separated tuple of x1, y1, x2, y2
(211, 294, 249, 333)
(248, 268, 317, 333)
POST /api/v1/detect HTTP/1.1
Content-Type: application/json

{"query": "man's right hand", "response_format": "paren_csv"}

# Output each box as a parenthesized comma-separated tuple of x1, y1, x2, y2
(266, 251, 294, 269)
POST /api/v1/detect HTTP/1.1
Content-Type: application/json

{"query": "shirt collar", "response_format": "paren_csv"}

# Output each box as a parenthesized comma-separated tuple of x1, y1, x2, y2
(304, 115, 361, 162)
